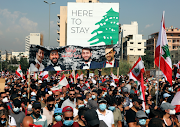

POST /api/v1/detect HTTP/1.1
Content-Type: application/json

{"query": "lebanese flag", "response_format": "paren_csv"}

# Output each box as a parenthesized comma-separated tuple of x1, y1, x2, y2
(155, 11, 172, 85)
(27, 69, 30, 75)
(75, 73, 79, 79)
(130, 57, 145, 110)
(70, 72, 74, 83)
(16, 65, 25, 79)
(41, 71, 49, 81)
(171, 89, 180, 113)
(111, 72, 119, 83)
(51, 74, 69, 92)
(80, 73, 84, 80)
(85, 81, 90, 89)
(56, 71, 61, 76)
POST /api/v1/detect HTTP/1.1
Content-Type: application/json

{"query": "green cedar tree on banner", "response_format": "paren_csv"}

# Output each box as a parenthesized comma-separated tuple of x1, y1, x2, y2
(88, 8, 119, 45)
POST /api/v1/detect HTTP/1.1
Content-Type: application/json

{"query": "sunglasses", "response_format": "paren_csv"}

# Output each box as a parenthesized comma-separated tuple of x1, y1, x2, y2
(34, 108, 41, 110)
(54, 95, 59, 97)
(64, 117, 74, 120)
(69, 94, 75, 95)
(1, 118, 6, 121)
(2, 96, 8, 98)
(55, 113, 62, 116)
(48, 104, 54, 106)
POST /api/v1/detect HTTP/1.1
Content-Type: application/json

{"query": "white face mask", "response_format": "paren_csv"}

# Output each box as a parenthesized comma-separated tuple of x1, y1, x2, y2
(169, 109, 176, 115)
(2, 97, 8, 103)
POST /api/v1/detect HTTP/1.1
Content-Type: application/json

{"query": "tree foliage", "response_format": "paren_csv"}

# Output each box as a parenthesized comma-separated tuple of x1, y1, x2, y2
(119, 60, 132, 75)
(20, 57, 29, 73)
(142, 50, 154, 69)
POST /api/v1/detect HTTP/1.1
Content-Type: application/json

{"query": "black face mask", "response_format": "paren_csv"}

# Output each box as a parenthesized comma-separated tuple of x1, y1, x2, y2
(33, 111, 40, 118)
(47, 105, 54, 111)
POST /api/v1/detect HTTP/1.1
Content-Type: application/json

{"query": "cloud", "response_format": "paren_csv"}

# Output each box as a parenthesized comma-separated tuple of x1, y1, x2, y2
(50, 21, 57, 28)
(0, 30, 3, 35)
(19, 17, 38, 32)
(145, 24, 153, 28)
(13, 38, 22, 44)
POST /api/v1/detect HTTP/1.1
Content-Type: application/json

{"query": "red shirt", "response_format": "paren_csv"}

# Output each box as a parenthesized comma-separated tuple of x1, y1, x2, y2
(53, 121, 79, 127)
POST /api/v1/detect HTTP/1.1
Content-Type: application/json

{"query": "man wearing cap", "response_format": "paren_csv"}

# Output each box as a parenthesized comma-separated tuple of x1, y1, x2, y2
(126, 96, 143, 127)
(60, 106, 79, 127)
(96, 98, 115, 127)
(44, 49, 66, 71)
(80, 48, 100, 69)
(162, 93, 171, 104)
(101, 46, 119, 68)
(136, 110, 149, 127)
(61, 90, 76, 109)
(53, 108, 63, 127)
(31, 101, 47, 127)
(10, 99, 26, 127)
(30, 46, 45, 72)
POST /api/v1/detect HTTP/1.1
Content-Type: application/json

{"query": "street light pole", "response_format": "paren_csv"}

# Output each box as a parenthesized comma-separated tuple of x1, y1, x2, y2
(44, 1, 55, 46)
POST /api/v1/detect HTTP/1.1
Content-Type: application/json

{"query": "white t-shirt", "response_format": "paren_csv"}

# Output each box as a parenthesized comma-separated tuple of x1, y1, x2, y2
(8, 115, 16, 126)
(73, 108, 78, 117)
(96, 109, 114, 127)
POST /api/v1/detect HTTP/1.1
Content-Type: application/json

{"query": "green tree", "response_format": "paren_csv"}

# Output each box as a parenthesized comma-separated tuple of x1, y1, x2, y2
(11, 56, 18, 64)
(20, 57, 29, 73)
(88, 8, 119, 45)
(142, 50, 154, 69)
(119, 60, 132, 75)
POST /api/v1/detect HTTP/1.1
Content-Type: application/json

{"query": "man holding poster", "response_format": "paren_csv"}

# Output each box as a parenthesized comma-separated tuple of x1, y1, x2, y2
(80, 47, 100, 69)
(29, 46, 45, 72)
(101, 46, 119, 68)
(44, 49, 66, 71)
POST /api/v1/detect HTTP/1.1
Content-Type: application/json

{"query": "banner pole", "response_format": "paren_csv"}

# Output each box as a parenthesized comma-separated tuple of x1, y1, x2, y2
(73, 70, 76, 84)
(28, 72, 30, 99)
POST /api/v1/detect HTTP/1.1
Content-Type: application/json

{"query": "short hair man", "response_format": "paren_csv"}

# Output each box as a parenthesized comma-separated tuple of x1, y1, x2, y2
(61, 90, 76, 109)
(30, 46, 45, 72)
(80, 48, 100, 69)
(22, 116, 34, 127)
(44, 49, 66, 71)
(101, 46, 119, 68)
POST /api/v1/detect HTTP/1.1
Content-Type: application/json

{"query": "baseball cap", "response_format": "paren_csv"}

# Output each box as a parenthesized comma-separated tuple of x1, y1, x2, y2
(62, 106, 73, 113)
(136, 110, 148, 119)
(54, 108, 62, 114)
(32, 101, 41, 109)
(160, 102, 175, 111)
(84, 109, 100, 126)
(132, 96, 143, 104)
(98, 98, 107, 104)
(31, 92, 36, 96)
(13, 99, 21, 107)
(29, 124, 42, 127)
(122, 87, 128, 93)
(163, 93, 171, 98)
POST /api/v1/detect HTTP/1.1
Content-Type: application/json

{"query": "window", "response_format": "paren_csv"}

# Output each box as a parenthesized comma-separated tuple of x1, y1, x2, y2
(138, 42, 141, 44)
(130, 42, 134, 44)
(168, 40, 171, 42)
(173, 40, 176, 43)
(173, 46, 176, 49)
(130, 49, 133, 51)
(171, 34, 174, 36)
(177, 40, 179, 42)
(89, 0, 92, 2)
(138, 49, 141, 51)
(172, 55, 174, 58)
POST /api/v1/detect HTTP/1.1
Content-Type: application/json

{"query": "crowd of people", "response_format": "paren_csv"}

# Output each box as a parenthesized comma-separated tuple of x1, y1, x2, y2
(0, 72, 180, 127)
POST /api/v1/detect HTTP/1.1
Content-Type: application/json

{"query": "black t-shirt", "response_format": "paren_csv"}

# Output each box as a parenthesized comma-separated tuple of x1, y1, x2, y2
(126, 108, 136, 123)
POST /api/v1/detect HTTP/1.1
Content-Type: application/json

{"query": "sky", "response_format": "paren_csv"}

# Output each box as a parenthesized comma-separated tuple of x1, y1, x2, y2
(0, 0, 180, 54)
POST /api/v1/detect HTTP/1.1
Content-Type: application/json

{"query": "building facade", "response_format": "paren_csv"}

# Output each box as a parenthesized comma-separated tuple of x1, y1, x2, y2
(121, 21, 146, 65)
(146, 26, 180, 67)
(57, 0, 99, 46)
(25, 35, 30, 52)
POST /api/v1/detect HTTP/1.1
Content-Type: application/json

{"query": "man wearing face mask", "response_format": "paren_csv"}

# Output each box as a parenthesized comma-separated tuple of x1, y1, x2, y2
(87, 90, 98, 110)
(52, 108, 63, 127)
(160, 102, 177, 127)
(126, 96, 143, 127)
(73, 97, 84, 121)
(31, 101, 47, 127)
(42, 96, 55, 126)
(0, 92, 12, 109)
(61, 106, 79, 127)
(10, 99, 25, 127)
(54, 91, 64, 109)
(96, 98, 115, 127)
(136, 110, 149, 127)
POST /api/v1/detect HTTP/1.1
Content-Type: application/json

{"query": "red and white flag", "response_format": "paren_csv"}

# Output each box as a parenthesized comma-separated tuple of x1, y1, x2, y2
(130, 57, 145, 110)
(16, 65, 25, 79)
(80, 73, 84, 80)
(70, 72, 74, 83)
(75, 73, 79, 79)
(51, 74, 70, 92)
(171, 89, 180, 113)
(111, 72, 119, 83)
(155, 11, 172, 85)
(41, 71, 49, 81)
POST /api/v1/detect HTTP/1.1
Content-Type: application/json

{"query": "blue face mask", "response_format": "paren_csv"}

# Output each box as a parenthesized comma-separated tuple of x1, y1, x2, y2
(55, 103, 59, 109)
(55, 115, 62, 122)
(13, 107, 20, 113)
(89, 98, 92, 100)
(102, 94, 105, 98)
(1, 120, 6, 125)
(168, 87, 172, 92)
(108, 106, 115, 111)
(145, 109, 150, 114)
(153, 83, 156, 86)
(63, 120, 74, 126)
(78, 104, 84, 109)
(139, 119, 146, 125)
(104, 92, 107, 95)
(60, 97, 64, 100)
(119, 89, 121, 93)
(22, 94, 27, 98)
(92, 95, 96, 99)
(99, 104, 106, 111)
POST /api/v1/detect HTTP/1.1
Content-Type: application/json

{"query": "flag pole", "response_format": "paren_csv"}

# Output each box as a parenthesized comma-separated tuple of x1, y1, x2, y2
(73, 70, 76, 84)
(28, 71, 30, 99)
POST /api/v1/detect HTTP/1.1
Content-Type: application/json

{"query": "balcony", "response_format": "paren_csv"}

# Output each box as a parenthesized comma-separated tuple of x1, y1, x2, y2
(57, 14, 60, 19)
(57, 29, 60, 35)
(57, 38, 60, 43)
(57, 21, 60, 27)
(172, 42, 180, 46)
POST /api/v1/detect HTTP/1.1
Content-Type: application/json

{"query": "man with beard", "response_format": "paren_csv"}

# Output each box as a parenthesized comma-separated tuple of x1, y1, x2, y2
(30, 46, 45, 72)
(44, 49, 66, 71)
(80, 48, 100, 69)
(42, 96, 55, 126)
(101, 46, 119, 68)
(126, 96, 143, 127)
(31, 101, 47, 127)
(61, 89, 76, 109)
